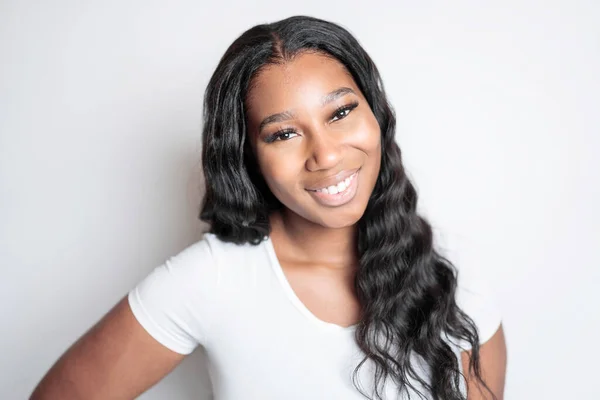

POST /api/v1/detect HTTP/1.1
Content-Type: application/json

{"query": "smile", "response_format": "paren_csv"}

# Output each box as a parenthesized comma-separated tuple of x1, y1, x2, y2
(310, 171, 357, 194)
(306, 170, 360, 207)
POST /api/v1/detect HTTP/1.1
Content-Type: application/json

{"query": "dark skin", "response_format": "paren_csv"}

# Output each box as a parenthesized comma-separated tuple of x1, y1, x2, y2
(247, 51, 507, 399)
(30, 51, 506, 400)
(246, 51, 382, 329)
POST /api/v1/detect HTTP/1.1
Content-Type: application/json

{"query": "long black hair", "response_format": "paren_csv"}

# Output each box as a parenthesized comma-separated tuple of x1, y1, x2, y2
(199, 15, 494, 400)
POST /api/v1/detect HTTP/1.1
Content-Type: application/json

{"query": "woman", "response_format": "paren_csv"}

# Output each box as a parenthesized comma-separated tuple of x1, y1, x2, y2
(31, 15, 507, 400)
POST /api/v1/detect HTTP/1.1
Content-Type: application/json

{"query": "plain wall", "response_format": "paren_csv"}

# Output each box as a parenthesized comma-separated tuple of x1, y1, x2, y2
(1, 0, 599, 398)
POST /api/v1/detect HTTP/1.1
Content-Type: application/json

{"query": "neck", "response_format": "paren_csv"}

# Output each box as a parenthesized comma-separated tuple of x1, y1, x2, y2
(270, 208, 359, 269)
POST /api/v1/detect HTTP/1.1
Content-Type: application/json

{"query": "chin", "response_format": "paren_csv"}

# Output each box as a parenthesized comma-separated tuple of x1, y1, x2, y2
(314, 207, 365, 229)
(317, 218, 356, 229)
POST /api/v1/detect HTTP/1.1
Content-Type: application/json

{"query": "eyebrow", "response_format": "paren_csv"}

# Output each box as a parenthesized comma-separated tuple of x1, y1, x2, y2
(257, 87, 356, 133)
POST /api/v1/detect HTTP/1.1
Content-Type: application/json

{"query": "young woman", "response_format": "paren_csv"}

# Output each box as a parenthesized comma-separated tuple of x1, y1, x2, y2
(31, 15, 507, 400)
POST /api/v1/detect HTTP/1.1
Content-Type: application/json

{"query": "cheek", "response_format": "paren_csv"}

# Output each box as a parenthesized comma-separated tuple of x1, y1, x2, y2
(257, 151, 301, 194)
(349, 112, 381, 154)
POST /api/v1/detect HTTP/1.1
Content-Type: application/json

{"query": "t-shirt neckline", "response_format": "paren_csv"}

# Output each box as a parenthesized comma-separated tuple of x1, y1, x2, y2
(262, 235, 358, 334)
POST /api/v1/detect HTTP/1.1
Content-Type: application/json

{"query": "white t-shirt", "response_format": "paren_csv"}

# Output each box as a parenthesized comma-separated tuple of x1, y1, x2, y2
(128, 233, 502, 400)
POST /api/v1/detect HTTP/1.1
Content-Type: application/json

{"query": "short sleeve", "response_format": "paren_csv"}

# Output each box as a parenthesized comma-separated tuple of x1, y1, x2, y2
(454, 263, 502, 350)
(127, 237, 219, 355)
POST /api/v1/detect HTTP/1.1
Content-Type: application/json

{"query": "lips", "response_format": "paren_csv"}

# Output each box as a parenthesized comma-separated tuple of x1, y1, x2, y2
(306, 169, 360, 207)
(305, 168, 360, 192)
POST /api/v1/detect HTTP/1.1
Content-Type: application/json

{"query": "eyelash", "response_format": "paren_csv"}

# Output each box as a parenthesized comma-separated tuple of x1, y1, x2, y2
(264, 101, 359, 143)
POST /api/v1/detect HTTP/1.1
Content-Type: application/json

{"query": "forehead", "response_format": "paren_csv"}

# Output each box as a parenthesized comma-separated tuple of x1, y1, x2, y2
(245, 52, 358, 117)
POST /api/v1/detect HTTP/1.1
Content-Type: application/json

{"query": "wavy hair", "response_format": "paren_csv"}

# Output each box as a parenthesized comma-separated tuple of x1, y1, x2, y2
(199, 15, 493, 400)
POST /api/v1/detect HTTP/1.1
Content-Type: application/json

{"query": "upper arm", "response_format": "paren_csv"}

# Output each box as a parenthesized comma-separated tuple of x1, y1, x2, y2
(461, 323, 508, 400)
(453, 258, 506, 399)
(30, 296, 187, 400)
(31, 236, 219, 399)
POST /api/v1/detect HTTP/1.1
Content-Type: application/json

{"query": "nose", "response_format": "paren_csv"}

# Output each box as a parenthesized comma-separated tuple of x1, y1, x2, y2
(304, 131, 343, 172)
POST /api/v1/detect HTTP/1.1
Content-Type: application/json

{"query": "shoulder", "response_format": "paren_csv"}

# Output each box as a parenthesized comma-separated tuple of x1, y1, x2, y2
(160, 232, 261, 274)
(201, 232, 263, 265)
(202, 233, 272, 288)
(454, 262, 503, 348)
(126, 233, 266, 352)
(157, 232, 270, 293)
(127, 233, 244, 323)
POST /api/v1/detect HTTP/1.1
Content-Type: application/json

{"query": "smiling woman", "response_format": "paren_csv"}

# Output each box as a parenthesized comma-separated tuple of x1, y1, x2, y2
(245, 52, 381, 227)
(30, 15, 506, 400)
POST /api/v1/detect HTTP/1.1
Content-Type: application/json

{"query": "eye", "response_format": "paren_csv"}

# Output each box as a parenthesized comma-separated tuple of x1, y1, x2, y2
(264, 128, 298, 143)
(331, 101, 359, 122)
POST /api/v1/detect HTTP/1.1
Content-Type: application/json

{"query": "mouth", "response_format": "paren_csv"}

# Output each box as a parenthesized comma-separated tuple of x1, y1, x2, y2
(305, 169, 360, 207)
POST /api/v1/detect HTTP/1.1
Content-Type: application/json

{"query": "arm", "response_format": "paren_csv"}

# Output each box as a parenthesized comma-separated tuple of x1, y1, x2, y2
(30, 296, 186, 400)
(461, 324, 507, 400)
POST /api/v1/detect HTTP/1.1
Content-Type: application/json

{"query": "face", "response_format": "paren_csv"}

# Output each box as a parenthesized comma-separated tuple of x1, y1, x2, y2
(245, 51, 382, 228)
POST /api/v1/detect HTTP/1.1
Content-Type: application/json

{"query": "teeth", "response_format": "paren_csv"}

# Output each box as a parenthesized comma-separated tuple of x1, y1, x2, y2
(315, 172, 356, 194)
